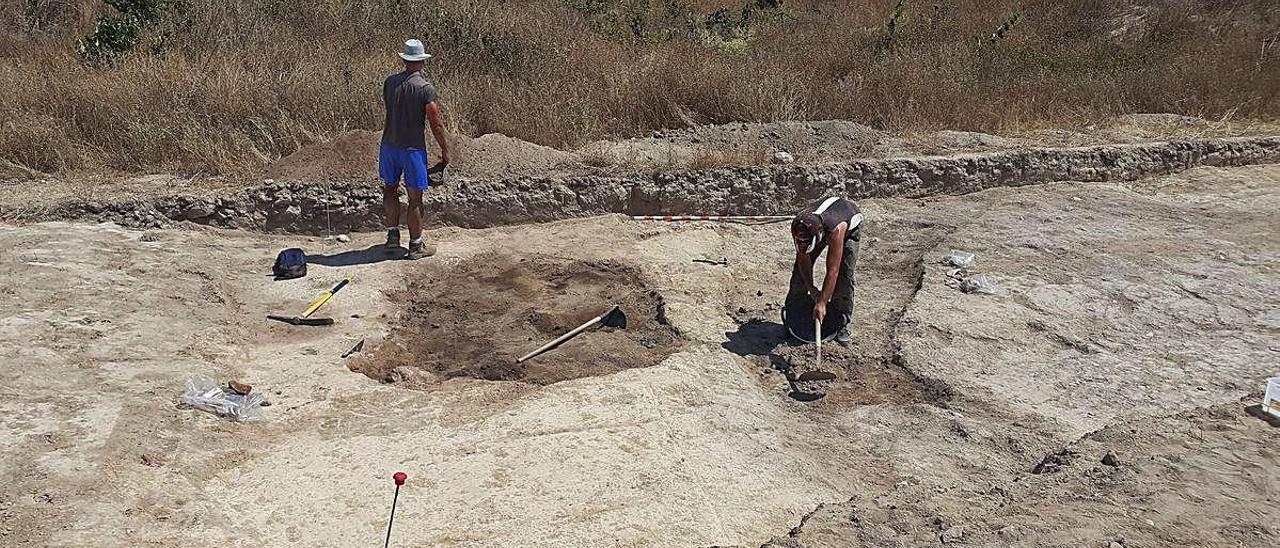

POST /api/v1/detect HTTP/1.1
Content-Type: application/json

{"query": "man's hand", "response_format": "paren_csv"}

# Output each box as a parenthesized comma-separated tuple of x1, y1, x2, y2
(426, 100, 450, 172)
(813, 300, 827, 322)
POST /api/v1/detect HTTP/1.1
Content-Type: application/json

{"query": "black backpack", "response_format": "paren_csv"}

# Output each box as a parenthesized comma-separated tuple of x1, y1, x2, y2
(273, 248, 307, 280)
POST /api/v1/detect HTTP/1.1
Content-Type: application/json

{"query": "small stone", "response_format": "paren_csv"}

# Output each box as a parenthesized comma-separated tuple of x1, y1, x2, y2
(1109, 542, 1124, 548)
(385, 366, 427, 384)
(996, 526, 1023, 541)
(336, 234, 351, 243)
(1102, 452, 1120, 467)
(771, 151, 795, 164)
(939, 526, 965, 543)
(227, 380, 252, 395)
(756, 290, 764, 297)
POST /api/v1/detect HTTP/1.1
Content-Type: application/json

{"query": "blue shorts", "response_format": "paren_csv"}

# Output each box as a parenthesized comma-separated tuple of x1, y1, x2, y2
(378, 144, 430, 191)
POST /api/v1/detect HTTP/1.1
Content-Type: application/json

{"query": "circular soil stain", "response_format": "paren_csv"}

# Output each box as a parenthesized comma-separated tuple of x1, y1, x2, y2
(355, 253, 681, 386)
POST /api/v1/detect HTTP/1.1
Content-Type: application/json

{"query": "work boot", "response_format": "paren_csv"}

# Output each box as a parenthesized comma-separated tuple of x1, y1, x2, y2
(406, 240, 436, 260)
(834, 328, 852, 347)
(384, 228, 401, 249)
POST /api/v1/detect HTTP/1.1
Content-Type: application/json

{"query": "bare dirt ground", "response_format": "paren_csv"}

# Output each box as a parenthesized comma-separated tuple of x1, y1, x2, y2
(0, 164, 1277, 547)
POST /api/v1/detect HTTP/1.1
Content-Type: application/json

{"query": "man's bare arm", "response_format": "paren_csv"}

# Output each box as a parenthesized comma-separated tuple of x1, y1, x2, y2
(818, 223, 847, 305)
(426, 101, 450, 165)
(796, 246, 818, 296)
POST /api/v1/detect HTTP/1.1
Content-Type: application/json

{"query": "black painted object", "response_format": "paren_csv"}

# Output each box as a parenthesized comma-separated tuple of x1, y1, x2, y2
(781, 293, 847, 344)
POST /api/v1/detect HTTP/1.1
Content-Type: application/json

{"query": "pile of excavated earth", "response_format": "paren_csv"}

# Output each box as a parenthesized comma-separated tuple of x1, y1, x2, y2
(0, 118, 1277, 547)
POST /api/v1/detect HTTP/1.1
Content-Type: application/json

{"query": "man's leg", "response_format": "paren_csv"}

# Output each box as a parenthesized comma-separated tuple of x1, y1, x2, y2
(406, 187, 424, 242)
(379, 144, 403, 248)
(383, 185, 401, 244)
(831, 225, 861, 344)
(403, 149, 434, 259)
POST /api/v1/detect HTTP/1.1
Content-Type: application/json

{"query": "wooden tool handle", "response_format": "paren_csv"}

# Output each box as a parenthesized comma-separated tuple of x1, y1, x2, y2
(517, 314, 604, 363)
(815, 316, 822, 368)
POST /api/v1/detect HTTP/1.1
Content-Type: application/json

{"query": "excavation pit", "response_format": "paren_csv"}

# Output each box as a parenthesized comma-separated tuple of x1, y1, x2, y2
(354, 253, 681, 386)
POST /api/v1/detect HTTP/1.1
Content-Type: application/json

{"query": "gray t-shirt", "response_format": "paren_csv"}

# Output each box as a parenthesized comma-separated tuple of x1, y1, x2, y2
(381, 71, 439, 150)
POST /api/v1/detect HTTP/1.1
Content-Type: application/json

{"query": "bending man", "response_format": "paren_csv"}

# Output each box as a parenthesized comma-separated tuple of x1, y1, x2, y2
(787, 196, 863, 345)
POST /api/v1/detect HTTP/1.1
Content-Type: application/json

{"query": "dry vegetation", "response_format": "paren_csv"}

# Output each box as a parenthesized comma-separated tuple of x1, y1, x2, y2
(2, 0, 1277, 174)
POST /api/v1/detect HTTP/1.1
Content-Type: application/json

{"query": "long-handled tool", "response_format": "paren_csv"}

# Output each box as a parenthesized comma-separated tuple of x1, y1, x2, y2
(815, 315, 822, 370)
(517, 305, 627, 363)
(383, 471, 407, 548)
(794, 316, 838, 383)
(268, 277, 351, 326)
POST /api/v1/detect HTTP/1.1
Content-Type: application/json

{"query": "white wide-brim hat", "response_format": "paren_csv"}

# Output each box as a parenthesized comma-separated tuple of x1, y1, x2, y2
(399, 39, 432, 62)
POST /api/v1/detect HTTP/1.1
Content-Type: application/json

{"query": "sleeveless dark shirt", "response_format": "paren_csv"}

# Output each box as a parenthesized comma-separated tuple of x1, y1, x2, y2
(797, 197, 861, 258)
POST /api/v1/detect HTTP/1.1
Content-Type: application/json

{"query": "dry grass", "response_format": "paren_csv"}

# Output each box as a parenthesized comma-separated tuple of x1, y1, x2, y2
(1, 0, 1277, 174)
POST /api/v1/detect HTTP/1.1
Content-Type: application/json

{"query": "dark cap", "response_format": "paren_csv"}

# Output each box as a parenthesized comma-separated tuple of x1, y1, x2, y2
(791, 213, 822, 237)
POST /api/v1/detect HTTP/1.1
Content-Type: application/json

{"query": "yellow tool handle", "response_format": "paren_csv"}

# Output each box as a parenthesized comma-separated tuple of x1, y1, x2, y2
(301, 277, 351, 318)
(301, 293, 333, 318)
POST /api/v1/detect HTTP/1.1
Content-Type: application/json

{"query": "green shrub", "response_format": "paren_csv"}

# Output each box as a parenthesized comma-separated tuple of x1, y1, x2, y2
(79, 0, 180, 62)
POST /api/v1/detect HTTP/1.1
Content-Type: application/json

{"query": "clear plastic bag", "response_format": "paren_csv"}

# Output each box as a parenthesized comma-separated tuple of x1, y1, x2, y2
(960, 275, 998, 295)
(942, 250, 976, 268)
(1264, 377, 1280, 418)
(182, 375, 264, 421)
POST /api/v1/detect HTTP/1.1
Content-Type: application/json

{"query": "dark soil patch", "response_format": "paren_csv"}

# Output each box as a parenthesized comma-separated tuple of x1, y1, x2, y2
(354, 253, 681, 386)
(725, 316, 947, 408)
(773, 345, 946, 407)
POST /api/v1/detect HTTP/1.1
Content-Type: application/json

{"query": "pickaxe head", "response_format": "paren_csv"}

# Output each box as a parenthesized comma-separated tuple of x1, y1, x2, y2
(268, 314, 335, 326)
(601, 306, 627, 329)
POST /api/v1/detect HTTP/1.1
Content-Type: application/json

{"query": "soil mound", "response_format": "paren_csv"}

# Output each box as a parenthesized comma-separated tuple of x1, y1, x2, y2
(266, 130, 381, 182)
(355, 253, 680, 386)
(458, 133, 577, 178)
(576, 119, 887, 168)
(266, 131, 579, 182)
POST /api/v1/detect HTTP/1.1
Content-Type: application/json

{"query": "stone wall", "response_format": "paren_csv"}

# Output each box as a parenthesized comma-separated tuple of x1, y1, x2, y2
(61, 136, 1280, 232)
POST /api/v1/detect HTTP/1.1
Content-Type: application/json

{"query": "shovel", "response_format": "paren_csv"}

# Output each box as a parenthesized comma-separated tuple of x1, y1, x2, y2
(517, 305, 627, 363)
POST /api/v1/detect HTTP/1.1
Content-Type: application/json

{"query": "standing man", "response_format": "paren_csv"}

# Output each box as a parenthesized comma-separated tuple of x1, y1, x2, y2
(786, 196, 863, 345)
(380, 38, 450, 260)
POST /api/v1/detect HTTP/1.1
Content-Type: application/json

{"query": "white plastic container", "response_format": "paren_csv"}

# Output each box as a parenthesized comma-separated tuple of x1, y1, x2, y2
(1265, 377, 1280, 418)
